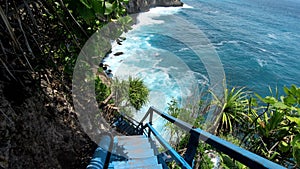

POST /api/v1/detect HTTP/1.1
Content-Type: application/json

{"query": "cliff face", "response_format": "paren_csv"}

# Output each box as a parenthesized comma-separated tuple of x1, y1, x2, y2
(0, 1, 183, 168)
(0, 83, 97, 169)
(126, 0, 183, 14)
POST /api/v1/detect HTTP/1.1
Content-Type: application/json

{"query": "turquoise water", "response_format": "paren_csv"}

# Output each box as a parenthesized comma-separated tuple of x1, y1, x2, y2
(180, 0, 300, 95)
(103, 1, 300, 126)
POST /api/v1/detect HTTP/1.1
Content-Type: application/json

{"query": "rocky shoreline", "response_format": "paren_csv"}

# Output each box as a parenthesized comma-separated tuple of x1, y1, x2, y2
(126, 0, 183, 14)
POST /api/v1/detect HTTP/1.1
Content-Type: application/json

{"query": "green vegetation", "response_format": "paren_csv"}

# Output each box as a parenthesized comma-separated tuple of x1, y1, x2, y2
(165, 85, 300, 168)
(107, 77, 149, 114)
(210, 87, 249, 134)
(164, 99, 214, 168)
(128, 77, 150, 110)
(0, 1, 131, 168)
(0, 0, 130, 94)
(3, 1, 298, 168)
(95, 76, 111, 103)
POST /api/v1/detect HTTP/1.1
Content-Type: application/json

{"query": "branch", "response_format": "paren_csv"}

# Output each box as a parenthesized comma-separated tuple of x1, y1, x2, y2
(59, 0, 89, 38)
(23, 0, 41, 36)
(17, 16, 34, 70)
(0, 6, 20, 48)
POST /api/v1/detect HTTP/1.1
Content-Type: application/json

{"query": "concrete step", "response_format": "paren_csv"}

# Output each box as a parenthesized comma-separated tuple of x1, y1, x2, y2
(115, 136, 154, 158)
(110, 160, 163, 169)
(115, 135, 146, 142)
(110, 156, 158, 168)
(116, 142, 151, 150)
(109, 135, 161, 169)
(124, 148, 154, 158)
(117, 138, 149, 145)
(111, 164, 163, 169)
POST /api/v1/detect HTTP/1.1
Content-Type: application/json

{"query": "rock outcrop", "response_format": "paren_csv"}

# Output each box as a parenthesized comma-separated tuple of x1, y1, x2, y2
(0, 83, 97, 169)
(126, 0, 183, 14)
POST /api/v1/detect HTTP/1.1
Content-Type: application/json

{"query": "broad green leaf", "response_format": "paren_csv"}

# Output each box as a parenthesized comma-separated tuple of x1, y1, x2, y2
(104, 2, 113, 15)
(284, 95, 297, 105)
(284, 86, 290, 95)
(255, 93, 277, 104)
(279, 141, 290, 153)
(287, 116, 300, 126)
(273, 102, 289, 110)
(291, 85, 297, 94)
(264, 96, 277, 104)
(292, 135, 300, 167)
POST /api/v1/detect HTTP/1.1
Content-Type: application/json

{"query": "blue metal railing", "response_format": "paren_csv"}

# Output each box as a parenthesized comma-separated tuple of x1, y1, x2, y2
(140, 106, 286, 169)
(146, 123, 192, 169)
(87, 133, 113, 169)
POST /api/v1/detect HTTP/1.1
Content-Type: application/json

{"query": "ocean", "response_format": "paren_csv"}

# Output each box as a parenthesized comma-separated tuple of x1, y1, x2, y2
(103, 0, 300, 130)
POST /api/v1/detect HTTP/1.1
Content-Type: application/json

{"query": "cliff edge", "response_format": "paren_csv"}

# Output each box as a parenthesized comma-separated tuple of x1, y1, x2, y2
(127, 0, 183, 14)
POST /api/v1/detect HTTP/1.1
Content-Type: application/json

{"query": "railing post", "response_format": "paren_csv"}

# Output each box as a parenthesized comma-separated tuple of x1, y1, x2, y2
(148, 109, 153, 137)
(184, 129, 200, 167)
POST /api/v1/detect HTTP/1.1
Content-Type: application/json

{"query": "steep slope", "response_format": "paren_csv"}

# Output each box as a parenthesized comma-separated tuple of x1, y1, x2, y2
(127, 0, 183, 13)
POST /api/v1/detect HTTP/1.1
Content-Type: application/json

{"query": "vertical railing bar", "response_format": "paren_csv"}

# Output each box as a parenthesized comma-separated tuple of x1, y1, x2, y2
(146, 123, 192, 169)
(137, 108, 152, 128)
(148, 109, 153, 137)
(143, 106, 286, 169)
(184, 129, 200, 166)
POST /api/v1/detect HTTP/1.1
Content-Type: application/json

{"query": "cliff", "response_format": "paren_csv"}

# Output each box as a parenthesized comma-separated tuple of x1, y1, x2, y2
(126, 0, 183, 14)
(0, 0, 183, 168)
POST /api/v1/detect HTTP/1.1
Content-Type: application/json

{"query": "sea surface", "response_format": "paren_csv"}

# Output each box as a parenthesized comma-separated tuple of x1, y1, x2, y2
(103, 0, 300, 130)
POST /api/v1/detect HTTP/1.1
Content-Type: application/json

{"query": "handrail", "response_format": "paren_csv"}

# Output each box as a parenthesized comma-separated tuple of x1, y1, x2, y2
(146, 123, 192, 169)
(119, 112, 140, 125)
(141, 106, 286, 169)
(87, 132, 113, 169)
(115, 112, 145, 135)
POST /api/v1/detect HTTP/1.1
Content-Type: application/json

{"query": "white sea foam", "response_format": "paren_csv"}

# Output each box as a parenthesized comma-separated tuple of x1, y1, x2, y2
(102, 4, 214, 137)
(267, 33, 277, 40)
(213, 40, 241, 46)
(183, 3, 194, 9)
(257, 58, 268, 67)
(131, 4, 194, 29)
(178, 47, 190, 52)
(132, 6, 183, 29)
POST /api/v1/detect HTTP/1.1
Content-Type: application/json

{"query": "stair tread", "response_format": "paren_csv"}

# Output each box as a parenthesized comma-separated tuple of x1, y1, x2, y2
(116, 135, 146, 140)
(116, 143, 151, 150)
(117, 139, 148, 144)
(112, 164, 163, 169)
(110, 160, 162, 169)
(111, 156, 158, 166)
(116, 135, 145, 139)
(110, 135, 160, 168)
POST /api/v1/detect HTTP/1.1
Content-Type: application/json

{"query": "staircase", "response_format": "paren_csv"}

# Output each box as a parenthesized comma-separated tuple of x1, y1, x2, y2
(108, 135, 163, 169)
(88, 107, 286, 169)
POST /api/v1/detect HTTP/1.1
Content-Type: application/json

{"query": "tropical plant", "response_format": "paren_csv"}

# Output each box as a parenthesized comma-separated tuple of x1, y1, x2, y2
(210, 87, 249, 134)
(219, 153, 247, 169)
(111, 77, 149, 111)
(128, 76, 149, 110)
(241, 85, 300, 167)
(165, 99, 182, 144)
(111, 77, 129, 106)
